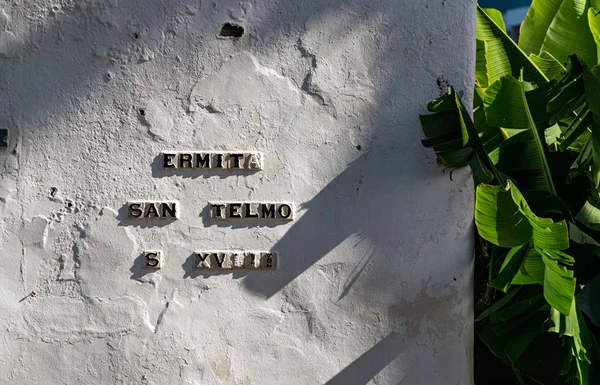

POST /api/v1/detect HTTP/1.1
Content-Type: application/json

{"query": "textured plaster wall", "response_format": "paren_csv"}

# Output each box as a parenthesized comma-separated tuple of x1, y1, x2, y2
(0, 0, 476, 384)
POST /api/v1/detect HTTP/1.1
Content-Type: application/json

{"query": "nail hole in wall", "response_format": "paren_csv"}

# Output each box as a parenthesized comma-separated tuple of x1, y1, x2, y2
(219, 23, 244, 38)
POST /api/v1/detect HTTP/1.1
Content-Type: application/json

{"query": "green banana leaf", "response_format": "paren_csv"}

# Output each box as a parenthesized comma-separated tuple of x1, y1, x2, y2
(582, 67, 600, 189)
(530, 51, 567, 80)
(484, 75, 557, 193)
(541, 0, 597, 66)
(577, 272, 600, 326)
(588, 7, 600, 62)
(475, 182, 532, 247)
(519, 0, 564, 55)
(550, 302, 588, 361)
(512, 247, 545, 285)
(489, 239, 575, 314)
(475, 181, 569, 250)
(476, 6, 549, 86)
(541, 249, 577, 314)
(476, 39, 489, 88)
(576, 197, 600, 230)
(419, 2, 600, 381)
(420, 87, 477, 168)
(493, 243, 532, 292)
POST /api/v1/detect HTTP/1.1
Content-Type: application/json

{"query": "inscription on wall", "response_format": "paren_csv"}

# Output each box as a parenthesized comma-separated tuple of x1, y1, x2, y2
(209, 202, 294, 220)
(143, 250, 162, 269)
(126, 150, 288, 273)
(195, 251, 278, 269)
(128, 201, 179, 219)
(161, 151, 263, 171)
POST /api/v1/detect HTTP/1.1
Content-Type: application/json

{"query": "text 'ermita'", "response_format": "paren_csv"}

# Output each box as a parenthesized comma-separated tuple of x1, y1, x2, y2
(161, 151, 263, 171)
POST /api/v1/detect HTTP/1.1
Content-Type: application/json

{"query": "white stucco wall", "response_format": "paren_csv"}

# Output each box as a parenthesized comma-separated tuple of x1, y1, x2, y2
(0, 0, 475, 384)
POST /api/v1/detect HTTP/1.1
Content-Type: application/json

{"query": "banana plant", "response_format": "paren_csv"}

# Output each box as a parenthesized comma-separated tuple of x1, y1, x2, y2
(421, 2, 600, 384)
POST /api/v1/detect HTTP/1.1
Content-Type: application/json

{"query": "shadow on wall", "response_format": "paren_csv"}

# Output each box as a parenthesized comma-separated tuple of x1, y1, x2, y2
(324, 332, 405, 385)
(239, 0, 474, 300)
(242, 150, 426, 299)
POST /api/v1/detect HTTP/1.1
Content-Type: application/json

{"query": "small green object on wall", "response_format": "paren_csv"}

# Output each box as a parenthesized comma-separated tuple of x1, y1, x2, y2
(0, 129, 7, 149)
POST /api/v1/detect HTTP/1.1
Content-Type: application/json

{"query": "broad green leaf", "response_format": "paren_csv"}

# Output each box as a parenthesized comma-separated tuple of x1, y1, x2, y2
(575, 196, 600, 230)
(421, 133, 459, 148)
(577, 272, 600, 326)
(578, 114, 600, 190)
(549, 307, 566, 336)
(591, 116, 600, 189)
(530, 51, 567, 80)
(476, 6, 549, 85)
(426, 89, 457, 112)
(532, 220, 571, 250)
(490, 293, 545, 324)
(474, 102, 505, 160)
(484, 77, 530, 128)
(474, 83, 485, 107)
(546, 73, 585, 126)
(511, 187, 569, 250)
(483, 8, 507, 32)
(504, 317, 544, 365)
(556, 54, 585, 88)
(484, 75, 557, 194)
(570, 222, 600, 246)
(475, 183, 532, 247)
(480, 311, 566, 383)
(558, 108, 592, 151)
(420, 109, 460, 138)
(549, 95, 585, 125)
(469, 151, 495, 185)
(567, 133, 592, 179)
(497, 132, 546, 174)
(475, 40, 489, 88)
(541, 0, 597, 66)
(456, 90, 478, 146)
(420, 88, 477, 168)
(565, 306, 586, 362)
(583, 65, 600, 115)
(471, 103, 507, 183)
(493, 243, 531, 292)
(544, 123, 562, 150)
(574, 313, 599, 384)
(436, 148, 474, 168)
(516, 331, 573, 384)
(493, 301, 546, 337)
(588, 7, 600, 62)
(549, 304, 588, 381)
(523, 190, 574, 220)
(475, 287, 522, 322)
(430, 137, 462, 152)
(512, 248, 545, 285)
(541, 249, 577, 314)
(519, 0, 564, 55)
(525, 81, 556, 124)
(547, 77, 584, 114)
(500, 128, 528, 139)
(475, 181, 569, 249)
(582, 69, 600, 189)
(477, 320, 510, 359)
